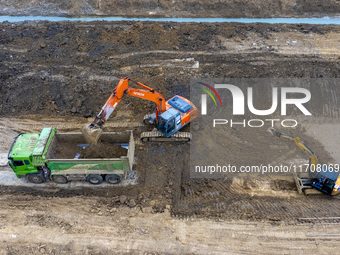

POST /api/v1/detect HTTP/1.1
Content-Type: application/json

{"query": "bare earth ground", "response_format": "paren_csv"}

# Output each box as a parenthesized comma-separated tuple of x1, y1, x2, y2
(1, 196, 340, 255)
(1, 116, 340, 254)
(0, 20, 340, 254)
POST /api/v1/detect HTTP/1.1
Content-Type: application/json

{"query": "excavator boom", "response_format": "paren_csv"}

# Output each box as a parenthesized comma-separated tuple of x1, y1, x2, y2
(89, 77, 166, 129)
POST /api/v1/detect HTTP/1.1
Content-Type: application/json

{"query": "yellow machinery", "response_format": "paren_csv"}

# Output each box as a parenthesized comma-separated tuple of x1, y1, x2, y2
(269, 128, 340, 196)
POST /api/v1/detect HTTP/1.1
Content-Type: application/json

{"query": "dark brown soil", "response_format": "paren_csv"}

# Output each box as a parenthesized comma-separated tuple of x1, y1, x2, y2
(1, 21, 339, 119)
(79, 143, 127, 158)
(53, 142, 127, 159)
(53, 142, 80, 159)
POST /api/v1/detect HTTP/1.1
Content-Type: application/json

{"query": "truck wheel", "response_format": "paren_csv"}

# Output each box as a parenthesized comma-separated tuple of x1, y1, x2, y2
(27, 174, 44, 184)
(52, 175, 68, 184)
(87, 174, 103, 185)
(105, 174, 121, 184)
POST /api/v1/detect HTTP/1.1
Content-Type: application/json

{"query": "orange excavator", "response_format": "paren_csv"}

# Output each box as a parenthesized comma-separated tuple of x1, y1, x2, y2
(82, 77, 197, 143)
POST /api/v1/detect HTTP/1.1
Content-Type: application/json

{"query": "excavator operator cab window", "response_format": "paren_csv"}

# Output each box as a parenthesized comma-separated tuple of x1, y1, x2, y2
(322, 178, 335, 194)
(158, 116, 166, 133)
(158, 108, 180, 136)
(157, 116, 176, 136)
(166, 118, 176, 135)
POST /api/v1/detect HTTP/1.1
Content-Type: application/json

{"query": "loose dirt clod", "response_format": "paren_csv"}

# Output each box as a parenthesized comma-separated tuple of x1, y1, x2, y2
(81, 124, 103, 145)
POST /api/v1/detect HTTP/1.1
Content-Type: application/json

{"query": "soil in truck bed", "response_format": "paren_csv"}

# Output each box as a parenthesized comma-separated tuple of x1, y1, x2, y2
(54, 142, 128, 159)
(79, 143, 128, 159)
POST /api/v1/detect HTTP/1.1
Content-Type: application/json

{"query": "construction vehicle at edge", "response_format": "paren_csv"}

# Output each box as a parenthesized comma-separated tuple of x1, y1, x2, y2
(82, 77, 198, 144)
(269, 128, 340, 196)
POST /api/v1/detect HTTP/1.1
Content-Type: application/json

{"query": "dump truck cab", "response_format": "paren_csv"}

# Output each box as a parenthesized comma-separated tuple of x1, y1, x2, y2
(8, 128, 56, 179)
(8, 133, 40, 178)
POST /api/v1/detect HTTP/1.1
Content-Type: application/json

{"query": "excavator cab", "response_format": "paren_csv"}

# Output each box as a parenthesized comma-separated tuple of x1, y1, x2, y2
(157, 108, 181, 137)
(312, 177, 335, 196)
(311, 167, 340, 196)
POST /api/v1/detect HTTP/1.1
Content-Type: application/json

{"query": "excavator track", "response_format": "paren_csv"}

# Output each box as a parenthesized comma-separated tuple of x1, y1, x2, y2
(140, 131, 191, 142)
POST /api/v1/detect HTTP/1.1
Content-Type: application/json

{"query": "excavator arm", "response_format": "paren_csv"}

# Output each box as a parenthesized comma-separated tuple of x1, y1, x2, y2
(90, 77, 166, 129)
(269, 128, 318, 170)
(82, 77, 166, 144)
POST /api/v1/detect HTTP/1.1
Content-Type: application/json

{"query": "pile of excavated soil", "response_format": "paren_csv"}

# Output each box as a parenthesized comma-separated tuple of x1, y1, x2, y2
(79, 143, 127, 159)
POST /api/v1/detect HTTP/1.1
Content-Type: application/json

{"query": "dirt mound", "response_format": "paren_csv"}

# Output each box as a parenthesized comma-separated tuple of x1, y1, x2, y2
(79, 143, 127, 158)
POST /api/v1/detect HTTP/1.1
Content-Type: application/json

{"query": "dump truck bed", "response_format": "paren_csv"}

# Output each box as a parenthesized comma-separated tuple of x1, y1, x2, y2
(45, 131, 135, 174)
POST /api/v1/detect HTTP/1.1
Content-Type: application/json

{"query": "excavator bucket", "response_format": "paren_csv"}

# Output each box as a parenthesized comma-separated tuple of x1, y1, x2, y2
(267, 127, 276, 135)
(81, 124, 103, 145)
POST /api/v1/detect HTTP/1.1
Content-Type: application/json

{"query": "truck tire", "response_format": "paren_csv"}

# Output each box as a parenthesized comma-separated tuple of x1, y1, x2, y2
(87, 174, 103, 185)
(105, 174, 121, 184)
(27, 174, 44, 184)
(52, 175, 68, 184)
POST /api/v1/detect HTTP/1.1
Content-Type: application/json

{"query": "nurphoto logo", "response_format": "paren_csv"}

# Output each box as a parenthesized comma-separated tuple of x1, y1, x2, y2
(197, 82, 312, 128)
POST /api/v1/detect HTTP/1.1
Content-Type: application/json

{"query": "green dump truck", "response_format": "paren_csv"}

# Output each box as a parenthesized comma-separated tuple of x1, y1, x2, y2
(8, 128, 135, 185)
